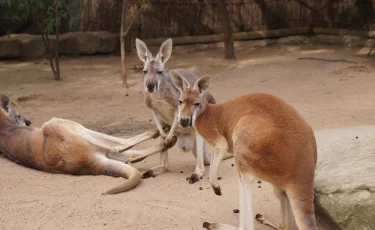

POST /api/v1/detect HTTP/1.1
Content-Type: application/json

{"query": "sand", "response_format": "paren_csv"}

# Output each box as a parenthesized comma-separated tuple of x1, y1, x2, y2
(0, 43, 374, 230)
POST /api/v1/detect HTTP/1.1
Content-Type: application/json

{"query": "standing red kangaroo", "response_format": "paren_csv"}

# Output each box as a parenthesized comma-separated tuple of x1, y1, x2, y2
(170, 71, 318, 230)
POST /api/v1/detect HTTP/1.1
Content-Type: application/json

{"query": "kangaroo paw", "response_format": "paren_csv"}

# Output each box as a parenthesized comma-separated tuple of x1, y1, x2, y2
(188, 173, 200, 184)
(141, 170, 156, 179)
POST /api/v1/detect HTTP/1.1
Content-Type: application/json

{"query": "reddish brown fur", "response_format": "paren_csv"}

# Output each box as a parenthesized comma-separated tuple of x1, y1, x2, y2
(180, 89, 318, 229)
(195, 94, 316, 187)
(0, 110, 150, 194)
(0, 113, 100, 175)
(179, 90, 201, 119)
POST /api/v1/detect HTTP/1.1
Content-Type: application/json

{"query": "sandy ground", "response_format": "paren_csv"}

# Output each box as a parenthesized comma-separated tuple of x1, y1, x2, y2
(0, 43, 374, 230)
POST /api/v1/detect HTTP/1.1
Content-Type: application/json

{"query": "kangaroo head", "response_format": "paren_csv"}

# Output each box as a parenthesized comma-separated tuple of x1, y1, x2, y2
(170, 71, 210, 128)
(135, 38, 172, 93)
(0, 94, 31, 126)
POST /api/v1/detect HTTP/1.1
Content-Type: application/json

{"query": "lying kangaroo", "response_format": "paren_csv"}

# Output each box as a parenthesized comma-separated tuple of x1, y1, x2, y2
(134, 38, 229, 182)
(170, 71, 318, 230)
(0, 94, 176, 194)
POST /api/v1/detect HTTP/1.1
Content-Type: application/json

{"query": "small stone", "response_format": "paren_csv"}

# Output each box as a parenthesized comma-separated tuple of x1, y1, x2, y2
(199, 187, 203, 190)
(180, 171, 184, 173)
(218, 177, 222, 180)
(257, 180, 262, 184)
(356, 136, 359, 139)
(200, 176, 203, 179)
(125, 94, 129, 96)
(233, 209, 240, 213)
(231, 164, 234, 167)
(258, 186, 261, 188)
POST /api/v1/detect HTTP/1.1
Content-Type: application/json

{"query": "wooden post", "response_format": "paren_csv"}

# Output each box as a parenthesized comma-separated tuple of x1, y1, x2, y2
(55, 1, 61, 80)
(217, 0, 236, 59)
(120, 0, 129, 88)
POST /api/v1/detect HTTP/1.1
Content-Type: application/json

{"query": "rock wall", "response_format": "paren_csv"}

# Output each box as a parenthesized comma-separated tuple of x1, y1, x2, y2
(0, 29, 374, 61)
(0, 32, 119, 60)
(315, 126, 375, 230)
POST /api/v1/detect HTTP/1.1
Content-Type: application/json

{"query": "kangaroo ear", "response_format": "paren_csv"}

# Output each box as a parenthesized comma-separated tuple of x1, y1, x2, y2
(156, 38, 172, 63)
(135, 38, 153, 63)
(0, 94, 10, 112)
(193, 75, 210, 94)
(170, 70, 191, 93)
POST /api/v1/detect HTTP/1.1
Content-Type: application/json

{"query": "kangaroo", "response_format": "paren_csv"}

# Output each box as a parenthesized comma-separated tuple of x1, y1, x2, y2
(170, 71, 318, 230)
(0, 94, 176, 194)
(134, 38, 231, 183)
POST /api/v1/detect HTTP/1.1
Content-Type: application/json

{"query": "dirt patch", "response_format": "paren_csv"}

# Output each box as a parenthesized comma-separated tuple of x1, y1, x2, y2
(16, 93, 44, 102)
(333, 64, 372, 74)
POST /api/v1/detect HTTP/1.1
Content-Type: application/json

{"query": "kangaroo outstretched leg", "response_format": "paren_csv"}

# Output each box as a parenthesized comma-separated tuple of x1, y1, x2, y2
(47, 118, 160, 151)
(125, 136, 177, 164)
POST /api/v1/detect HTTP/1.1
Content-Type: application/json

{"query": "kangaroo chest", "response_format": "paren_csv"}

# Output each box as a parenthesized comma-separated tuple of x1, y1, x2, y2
(150, 97, 176, 125)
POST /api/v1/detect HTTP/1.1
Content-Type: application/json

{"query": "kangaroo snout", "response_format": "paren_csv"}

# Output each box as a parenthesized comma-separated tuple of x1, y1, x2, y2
(179, 118, 191, 128)
(146, 83, 156, 92)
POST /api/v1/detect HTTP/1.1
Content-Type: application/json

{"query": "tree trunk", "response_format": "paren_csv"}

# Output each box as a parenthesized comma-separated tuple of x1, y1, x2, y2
(55, 2, 61, 81)
(120, 0, 128, 88)
(87, 0, 92, 31)
(217, 0, 235, 59)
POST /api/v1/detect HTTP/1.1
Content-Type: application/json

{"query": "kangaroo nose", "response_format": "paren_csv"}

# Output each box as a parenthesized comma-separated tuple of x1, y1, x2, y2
(147, 83, 155, 92)
(180, 118, 191, 128)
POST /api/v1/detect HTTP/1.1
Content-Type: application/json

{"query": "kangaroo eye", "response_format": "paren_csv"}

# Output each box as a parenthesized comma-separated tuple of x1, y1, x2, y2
(194, 103, 201, 107)
(143, 70, 148, 74)
(178, 100, 183, 105)
(157, 70, 163, 75)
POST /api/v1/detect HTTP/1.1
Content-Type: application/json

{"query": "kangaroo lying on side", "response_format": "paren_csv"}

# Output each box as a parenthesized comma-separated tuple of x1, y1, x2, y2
(0, 94, 176, 194)
(134, 38, 231, 183)
(170, 71, 318, 230)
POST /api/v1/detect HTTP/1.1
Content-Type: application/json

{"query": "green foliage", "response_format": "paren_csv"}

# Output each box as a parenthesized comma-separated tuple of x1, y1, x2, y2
(0, 0, 82, 35)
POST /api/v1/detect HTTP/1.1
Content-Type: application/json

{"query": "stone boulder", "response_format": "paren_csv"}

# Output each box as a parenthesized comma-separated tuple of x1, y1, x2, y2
(59, 33, 80, 55)
(59, 31, 119, 55)
(0, 36, 19, 58)
(14, 34, 54, 61)
(63, 32, 100, 55)
(315, 126, 375, 230)
(277, 35, 310, 45)
(94, 31, 120, 53)
(315, 35, 345, 46)
(341, 35, 368, 47)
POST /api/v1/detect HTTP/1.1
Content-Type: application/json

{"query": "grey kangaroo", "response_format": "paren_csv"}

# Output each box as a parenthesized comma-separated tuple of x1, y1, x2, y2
(132, 38, 230, 183)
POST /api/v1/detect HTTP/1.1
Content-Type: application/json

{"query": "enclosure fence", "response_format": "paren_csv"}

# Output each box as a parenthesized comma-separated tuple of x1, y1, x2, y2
(79, 0, 375, 39)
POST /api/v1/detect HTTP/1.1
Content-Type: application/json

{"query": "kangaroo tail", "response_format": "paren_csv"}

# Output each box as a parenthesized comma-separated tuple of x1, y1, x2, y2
(102, 159, 142, 194)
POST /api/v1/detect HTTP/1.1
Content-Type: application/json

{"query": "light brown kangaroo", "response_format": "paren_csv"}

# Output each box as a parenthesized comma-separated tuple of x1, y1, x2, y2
(170, 71, 318, 230)
(0, 94, 176, 194)
(134, 38, 232, 183)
